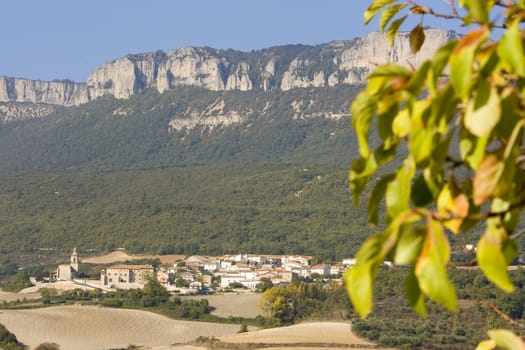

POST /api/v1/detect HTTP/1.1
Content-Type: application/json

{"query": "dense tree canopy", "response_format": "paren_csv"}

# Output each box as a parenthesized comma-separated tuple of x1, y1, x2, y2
(346, 1, 525, 349)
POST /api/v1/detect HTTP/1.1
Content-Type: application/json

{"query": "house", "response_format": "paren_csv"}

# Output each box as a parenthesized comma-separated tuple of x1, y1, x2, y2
(330, 263, 344, 275)
(203, 260, 220, 272)
(281, 255, 311, 266)
(220, 273, 245, 288)
(186, 255, 207, 271)
(157, 268, 170, 285)
(247, 254, 268, 265)
(55, 247, 79, 281)
(220, 260, 234, 269)
(310, 264, 330, 276)
(342, 258, 356, 267)
(283, 261, 304, 272)
(100, 264, 154, 289)
(232, 254, 248, 263)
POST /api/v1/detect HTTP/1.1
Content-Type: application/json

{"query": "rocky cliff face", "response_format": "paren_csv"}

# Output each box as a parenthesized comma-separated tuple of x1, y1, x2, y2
(0, 29, 456, 107)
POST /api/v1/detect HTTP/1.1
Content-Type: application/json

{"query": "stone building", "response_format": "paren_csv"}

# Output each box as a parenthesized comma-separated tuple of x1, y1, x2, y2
(100, 264, 154, 289)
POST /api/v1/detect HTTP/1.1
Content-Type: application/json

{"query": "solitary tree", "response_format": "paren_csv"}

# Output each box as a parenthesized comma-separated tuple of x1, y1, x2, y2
(346, 1, 525, 348)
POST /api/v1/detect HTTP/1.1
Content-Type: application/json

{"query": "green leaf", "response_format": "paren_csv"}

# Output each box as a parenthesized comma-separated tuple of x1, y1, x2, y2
(374, 143, 398, 166)
(368, 63, 412, 79)
(364, 0, 397, 24)
(392, 109, 411, 137)
(429, 84, 457, 133)
(344, 262, 376, 317)
(409, 23, 425, 54)
(406, 61, 431, 95)
(377, 101, 398, 143)
(355, 231, 389, 262)
(498, 21, 525, 77)
(411, 172, 434, 207)
(351, 91, 377, 158)
(345, 232, 389, 317)
(386, 157, 415, 220)
(462, 0, 490, 24)
(350, 154, 378, 206)
(494, 153, 518, 200)
(429, 41, 457, 92)
(459, 130, 489, 169)
(379, 3, 407, 32)
(368, 174, 396, 226)
(386, 16, 407, 46)
(415, 218, 457, 312)
(394, 225, 425, 265)
(487, 329, 525, 350)
(496, 90, 520, 140)
(431, 132, 453, 166)
(476, 219, 515, 292)
(464, 80, 501, 137)
(422, 166, 443, 198)
(406, 268, 427, 317)
(450, 27, 489, 99)
(408, 110, 433, 166)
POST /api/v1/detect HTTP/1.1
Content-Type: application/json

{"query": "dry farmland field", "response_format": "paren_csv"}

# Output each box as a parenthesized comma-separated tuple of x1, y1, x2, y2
(0, 305, 239, 350)
(0, 304, 394, 350)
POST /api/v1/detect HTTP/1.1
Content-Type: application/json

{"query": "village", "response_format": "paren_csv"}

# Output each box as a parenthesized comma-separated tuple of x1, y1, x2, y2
(42, 247, 369, 294)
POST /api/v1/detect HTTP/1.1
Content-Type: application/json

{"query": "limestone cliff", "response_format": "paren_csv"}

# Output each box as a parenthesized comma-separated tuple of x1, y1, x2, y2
(0, 29, 456, 107)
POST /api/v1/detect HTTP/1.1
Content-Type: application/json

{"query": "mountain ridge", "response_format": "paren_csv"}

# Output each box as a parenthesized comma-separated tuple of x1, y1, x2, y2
(0, 29, 456, 107)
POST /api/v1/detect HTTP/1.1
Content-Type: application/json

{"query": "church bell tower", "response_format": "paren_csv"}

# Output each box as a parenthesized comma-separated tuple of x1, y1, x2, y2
(70, 247, 79, 273)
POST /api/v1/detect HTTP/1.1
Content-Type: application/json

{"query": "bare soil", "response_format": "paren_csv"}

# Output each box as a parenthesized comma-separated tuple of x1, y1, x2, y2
(219, 322, 375, 345)
(0, 305, 239, 350)
(82, 251, 185, 265)
(185, 293, 262, 318)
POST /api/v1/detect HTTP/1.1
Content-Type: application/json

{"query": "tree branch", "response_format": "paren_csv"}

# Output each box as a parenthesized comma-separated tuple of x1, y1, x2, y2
(487, 302, 525, 329)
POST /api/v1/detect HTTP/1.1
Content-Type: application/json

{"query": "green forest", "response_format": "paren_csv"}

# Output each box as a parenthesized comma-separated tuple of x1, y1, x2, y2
(0, 84, 372, 271)
(0, 164, 367, 264)
(0, 86, 360, 172)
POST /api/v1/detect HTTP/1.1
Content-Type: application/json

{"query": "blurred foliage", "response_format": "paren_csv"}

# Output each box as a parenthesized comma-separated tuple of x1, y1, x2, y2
(347, 1, 525, 348)
(353, 267, 525, 350)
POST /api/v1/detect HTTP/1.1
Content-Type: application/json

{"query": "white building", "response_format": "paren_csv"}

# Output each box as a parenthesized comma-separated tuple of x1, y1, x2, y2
(55, 247, 79, 281)
(342, 258, 356, 267)
(310, 264, 331, 276)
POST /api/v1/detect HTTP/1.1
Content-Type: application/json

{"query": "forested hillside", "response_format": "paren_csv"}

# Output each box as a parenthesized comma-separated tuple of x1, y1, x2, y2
(0, 86, 359, 172)
(0, 164, 373, 264)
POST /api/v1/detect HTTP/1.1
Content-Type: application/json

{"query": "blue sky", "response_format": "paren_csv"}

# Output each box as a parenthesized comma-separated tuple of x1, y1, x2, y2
(1, 1, 456, 82)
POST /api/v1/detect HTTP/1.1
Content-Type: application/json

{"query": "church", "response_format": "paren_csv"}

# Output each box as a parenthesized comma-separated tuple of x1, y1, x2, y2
(55, 247, 79, 281)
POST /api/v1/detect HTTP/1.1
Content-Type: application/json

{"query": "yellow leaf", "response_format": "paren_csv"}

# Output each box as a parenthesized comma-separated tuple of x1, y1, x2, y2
(464, 81, 501, 137)
(476, 339, 496, 350)
(437, 186, 469, 234)
(473, 154, 504, 205)
(487, 329, 525, 350)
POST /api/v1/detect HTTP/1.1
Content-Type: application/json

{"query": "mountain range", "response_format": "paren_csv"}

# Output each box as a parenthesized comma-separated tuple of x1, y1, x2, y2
(0, 29, 455, 108)
(0, 29, 467, 265)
